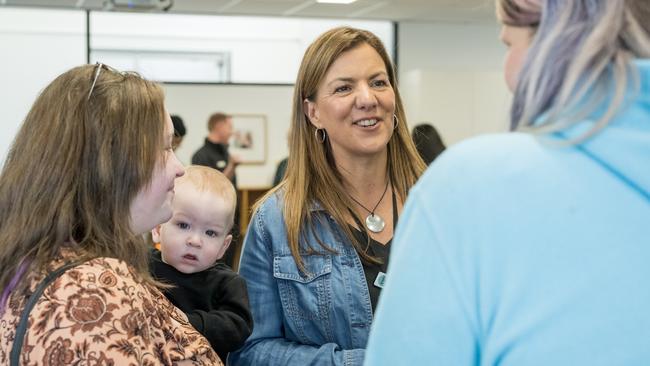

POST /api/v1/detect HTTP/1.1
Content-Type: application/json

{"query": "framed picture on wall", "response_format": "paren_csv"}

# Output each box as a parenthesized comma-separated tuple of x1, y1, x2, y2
(229, 114, 267, 164)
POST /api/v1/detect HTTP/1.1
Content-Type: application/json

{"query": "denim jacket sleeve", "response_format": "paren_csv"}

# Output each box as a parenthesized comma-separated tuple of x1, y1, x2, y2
(228, 195, 365, 366)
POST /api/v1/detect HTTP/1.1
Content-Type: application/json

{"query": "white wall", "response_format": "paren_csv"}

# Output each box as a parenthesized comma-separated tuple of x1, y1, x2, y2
(398, 22, 511, 145)
(90, 12, 393, 84)
(163, 84, 294, 188)
(0, 7, 86, 164)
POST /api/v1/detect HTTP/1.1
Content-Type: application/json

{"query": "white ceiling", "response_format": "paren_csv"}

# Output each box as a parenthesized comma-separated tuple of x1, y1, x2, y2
(2, 0, 498, 23)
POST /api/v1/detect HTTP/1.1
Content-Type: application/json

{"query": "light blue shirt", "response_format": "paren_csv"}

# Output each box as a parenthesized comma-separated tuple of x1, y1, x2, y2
(365, 60, 650, 366)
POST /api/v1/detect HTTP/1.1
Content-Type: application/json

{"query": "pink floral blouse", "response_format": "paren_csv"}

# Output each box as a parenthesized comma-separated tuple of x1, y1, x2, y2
(0, 257, 222, 365)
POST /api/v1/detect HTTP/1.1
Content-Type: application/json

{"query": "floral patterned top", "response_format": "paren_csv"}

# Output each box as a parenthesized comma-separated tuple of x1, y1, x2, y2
(0, 257, 222, 366)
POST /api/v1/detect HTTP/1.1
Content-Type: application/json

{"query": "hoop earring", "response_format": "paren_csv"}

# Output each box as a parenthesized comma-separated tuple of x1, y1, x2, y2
(393, 114, 399, 130)
(315, 128, 326, 143)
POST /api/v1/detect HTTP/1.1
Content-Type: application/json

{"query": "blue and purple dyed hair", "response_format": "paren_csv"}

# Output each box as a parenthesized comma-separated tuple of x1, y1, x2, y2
(0, 259, 29, 315)
(499, 0, 650, 135)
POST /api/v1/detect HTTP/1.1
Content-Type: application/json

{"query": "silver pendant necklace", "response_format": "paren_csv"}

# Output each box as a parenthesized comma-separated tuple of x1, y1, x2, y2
(349, 179, 390, 233)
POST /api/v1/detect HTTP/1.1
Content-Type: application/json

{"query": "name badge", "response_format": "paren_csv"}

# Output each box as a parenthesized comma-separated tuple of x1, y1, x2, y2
(374, 272, 386, 289)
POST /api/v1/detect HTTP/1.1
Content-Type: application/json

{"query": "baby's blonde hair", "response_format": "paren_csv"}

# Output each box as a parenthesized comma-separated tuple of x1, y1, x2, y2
(176, 165, 237, 230)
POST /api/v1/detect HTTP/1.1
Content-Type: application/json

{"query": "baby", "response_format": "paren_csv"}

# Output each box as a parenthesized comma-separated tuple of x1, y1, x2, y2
(150, 165, 253, 361)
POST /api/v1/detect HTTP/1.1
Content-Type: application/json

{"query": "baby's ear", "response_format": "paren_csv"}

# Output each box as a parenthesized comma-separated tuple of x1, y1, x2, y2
(151, 225, 162, 244)
(217, 234, 233, 259)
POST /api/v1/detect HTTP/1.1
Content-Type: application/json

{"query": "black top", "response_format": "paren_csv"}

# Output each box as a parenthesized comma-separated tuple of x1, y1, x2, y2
(351, 189, 398, 313)
(149, 249, 253, 360)
(272, 157, 288, 186)
(191, 138, 237, 187)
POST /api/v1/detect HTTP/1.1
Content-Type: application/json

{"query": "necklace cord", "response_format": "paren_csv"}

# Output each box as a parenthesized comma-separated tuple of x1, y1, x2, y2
(349, 179, 390, 216)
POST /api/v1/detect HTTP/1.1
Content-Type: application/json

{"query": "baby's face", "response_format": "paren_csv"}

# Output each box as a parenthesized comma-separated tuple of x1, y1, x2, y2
(154, 184, 233, 274)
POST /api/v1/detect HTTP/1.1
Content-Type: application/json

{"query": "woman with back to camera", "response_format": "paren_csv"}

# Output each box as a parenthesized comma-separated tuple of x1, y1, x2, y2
(0, 64, 222, 365)
(229, 27, 425, 365)
(366, 0, 650, 364)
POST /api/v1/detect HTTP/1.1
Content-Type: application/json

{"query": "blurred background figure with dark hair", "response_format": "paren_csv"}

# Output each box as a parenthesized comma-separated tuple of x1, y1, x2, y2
(272, 157, 288, 187)
(272, 131, 291, 187)
(411, 123, 446, 165)
(192, 112, 240, 184)
(171, 114, 186, 151)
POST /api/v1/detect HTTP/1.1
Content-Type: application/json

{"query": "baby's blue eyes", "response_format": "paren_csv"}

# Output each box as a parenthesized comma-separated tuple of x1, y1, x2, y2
(176, 222, 219, 237)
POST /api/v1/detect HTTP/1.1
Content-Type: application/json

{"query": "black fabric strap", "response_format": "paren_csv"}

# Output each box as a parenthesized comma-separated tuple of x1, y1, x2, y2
(10, 260, 85, 366)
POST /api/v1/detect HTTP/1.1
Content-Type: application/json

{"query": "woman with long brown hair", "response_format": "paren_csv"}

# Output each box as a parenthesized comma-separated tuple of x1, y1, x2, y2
(0, 64, 221, 365)
(230, 27, 425, 365)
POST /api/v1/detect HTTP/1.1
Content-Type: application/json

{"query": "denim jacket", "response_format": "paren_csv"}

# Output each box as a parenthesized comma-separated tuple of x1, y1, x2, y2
(228, 192, 372, 366)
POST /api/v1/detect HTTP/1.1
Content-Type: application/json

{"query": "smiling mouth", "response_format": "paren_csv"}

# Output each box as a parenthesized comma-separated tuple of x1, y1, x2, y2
(354, 119, 378, 127)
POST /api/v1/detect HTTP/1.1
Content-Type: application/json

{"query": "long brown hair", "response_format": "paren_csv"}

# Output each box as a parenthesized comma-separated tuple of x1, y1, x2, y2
(0, 64, 166, 298)
(256, 27, 425, 273)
